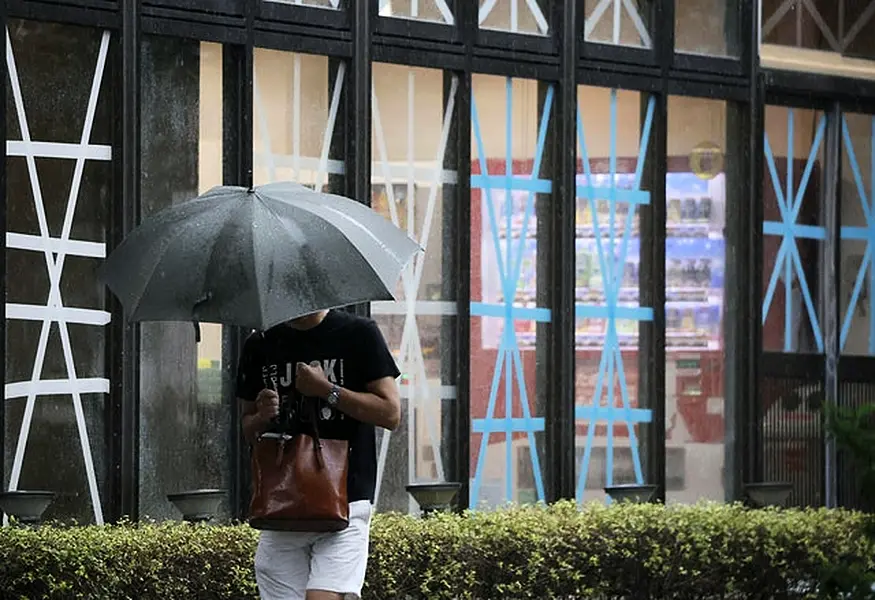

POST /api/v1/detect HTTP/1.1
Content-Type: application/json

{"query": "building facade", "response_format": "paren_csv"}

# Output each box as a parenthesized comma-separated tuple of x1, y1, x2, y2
(2, 0, 874, 524)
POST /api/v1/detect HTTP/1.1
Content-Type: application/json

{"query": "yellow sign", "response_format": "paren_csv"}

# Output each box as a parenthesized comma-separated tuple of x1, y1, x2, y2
(690, 141, 724, 180)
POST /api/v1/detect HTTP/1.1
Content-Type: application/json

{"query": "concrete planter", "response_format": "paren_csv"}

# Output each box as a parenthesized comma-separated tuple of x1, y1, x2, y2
(406, 482, 462, 516)
(166, 489, 225, 523)
(744, 482, 793, 508)
(604, 484, 658, 504)
(0, 490, 55, 525)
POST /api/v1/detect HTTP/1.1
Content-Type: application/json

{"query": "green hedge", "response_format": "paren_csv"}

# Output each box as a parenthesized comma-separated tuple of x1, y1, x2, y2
(0, 501, 872, 599)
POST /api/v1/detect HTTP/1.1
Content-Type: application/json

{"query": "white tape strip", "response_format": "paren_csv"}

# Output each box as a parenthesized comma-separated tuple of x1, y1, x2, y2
(400, 384, 457, 400)
(5, 377, 110, 399)
(6, 232, 106, 258)
(6, 304, 111, 326)
(7, 140, 112, 161)
(371, 300, 458, 316)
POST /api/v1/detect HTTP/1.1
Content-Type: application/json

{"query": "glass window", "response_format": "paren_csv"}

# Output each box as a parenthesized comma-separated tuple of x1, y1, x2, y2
(574, 87, 655, 502)
(470, 75, 552, 507)
(263, 0, 341, 9)
(584, 0, 655, 49)
(138, 38, 227, 521)
(674, 0, 741, 56)
(665, 97, 730, 503)
(378, 0, 455, 24)
(839, 112, 875, 356)
(479, 0, 550, 36)
(762, 106, 826, 354)
(370, 64, 458, 512)
(4, 19, 113, 524)
(761, 0, 875, 59)
(253, 50, 345, 191)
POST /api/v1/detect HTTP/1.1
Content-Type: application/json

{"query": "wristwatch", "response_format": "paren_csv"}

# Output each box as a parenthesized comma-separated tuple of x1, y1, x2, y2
(325, 384, 340, 407)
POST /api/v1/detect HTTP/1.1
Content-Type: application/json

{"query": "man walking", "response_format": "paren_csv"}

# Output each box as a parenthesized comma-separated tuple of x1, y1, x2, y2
(236, 308, 401, 600)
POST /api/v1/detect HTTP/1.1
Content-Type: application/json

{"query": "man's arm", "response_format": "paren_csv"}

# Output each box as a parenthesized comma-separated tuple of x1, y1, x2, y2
(295, 365, 401, 431)
(240, 389, 280, 444)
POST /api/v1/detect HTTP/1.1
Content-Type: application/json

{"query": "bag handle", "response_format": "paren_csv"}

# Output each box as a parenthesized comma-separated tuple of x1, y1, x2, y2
(308, 398, 326, 469)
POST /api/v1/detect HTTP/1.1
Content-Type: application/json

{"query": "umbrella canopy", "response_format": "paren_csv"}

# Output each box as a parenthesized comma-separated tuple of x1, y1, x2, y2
(99, 181, 420, 332)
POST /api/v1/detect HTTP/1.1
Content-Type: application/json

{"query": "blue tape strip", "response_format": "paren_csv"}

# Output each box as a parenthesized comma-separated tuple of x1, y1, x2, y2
(471, 302, 552, 321)
(760, 109, 827, 352)
(575, 406, 653, 422)
(512, 346, 545, 500)
(468, 80, 555, 507)
(841, 226, 875, 241)
(575, 305, 654, 321)
(762, 221, 827, 239)
(840, 245, 872, 350)
(838, 115, 875, 354)
(761, 238, 788, 325)
(471, 91, 507, 286)
(472, 417, 546, 433)
(574, 89, 655, 503)
(842, 118, 872, 225)
(471, 174, 552, 193)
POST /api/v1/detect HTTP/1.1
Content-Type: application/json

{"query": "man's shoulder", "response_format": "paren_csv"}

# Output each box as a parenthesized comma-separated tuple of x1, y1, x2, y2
(325, 309, 378, 333)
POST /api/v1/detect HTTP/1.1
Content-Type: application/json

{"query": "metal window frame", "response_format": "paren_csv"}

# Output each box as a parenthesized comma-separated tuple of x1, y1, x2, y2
(27, 0, 875, 519)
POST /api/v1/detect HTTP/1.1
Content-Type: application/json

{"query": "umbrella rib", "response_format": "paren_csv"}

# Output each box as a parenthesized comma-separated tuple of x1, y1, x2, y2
(123, 229, 194, 320)
(271, 194, 416, 266)
(124, 203, 232, 322)
(257, 197, 401, 306)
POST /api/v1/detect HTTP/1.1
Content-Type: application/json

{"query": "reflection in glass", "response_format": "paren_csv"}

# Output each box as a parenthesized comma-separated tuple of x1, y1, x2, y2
(761, 0, 875, 59)
(369, 64, 458, 512)
(665, 97, 728, 503)
(761, 106, 826, 355)
(574, 87, 654, 503)
(839, 113, 875, 356)
(263, 0, 341, 9)
(674, 0, 740, 56)
(378, 0, 454, 24)
(253, 50, 345, 191)
(479, 0, 550, 36)
(4, 19, 112, 524)
(470, 75, 551, 507)
(138, 38, 228, 521)
(584, 0, 654, 48)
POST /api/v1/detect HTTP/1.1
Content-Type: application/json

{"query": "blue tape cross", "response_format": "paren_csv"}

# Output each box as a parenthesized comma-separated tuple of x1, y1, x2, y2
(574, 90, 655, 503)
(839, 115, 875, 353)
(762, 108, 826, 353)
(469, 78, 554, 506)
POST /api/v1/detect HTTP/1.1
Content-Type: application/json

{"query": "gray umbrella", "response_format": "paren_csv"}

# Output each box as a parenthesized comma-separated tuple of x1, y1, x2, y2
(99, 181, 420, 333)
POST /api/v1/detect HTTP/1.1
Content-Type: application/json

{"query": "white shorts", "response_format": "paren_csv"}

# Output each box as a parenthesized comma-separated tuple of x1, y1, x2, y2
(254, 500, 373, 600)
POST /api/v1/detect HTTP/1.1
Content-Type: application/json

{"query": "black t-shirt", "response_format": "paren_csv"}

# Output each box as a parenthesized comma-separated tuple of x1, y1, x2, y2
(235, 309, 400, 503)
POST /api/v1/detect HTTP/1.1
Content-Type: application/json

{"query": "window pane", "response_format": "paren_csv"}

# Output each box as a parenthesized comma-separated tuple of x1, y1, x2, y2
(470, 75, 552, 507)
(574, 87, 654, 502)
(378, 0, 454, 24)
(370, 64, 458, 512)
(4, 19, 113, 524)
(138, 38, 228, 521)
(665, 97, 729, 503)
(584, 0, 654, 49)
(479, 0, 550, 36)
(761, 0, 875, 59)
(762, 106, 826, 354)
(839, 112, 875, 356)
(674, 0, 740, 56)
(253, 50, 345, 191)
(263, 0, 341, 9)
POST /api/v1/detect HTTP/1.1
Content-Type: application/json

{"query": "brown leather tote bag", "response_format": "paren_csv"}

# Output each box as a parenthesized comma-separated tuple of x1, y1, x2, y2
(248, 401, 350, 532)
